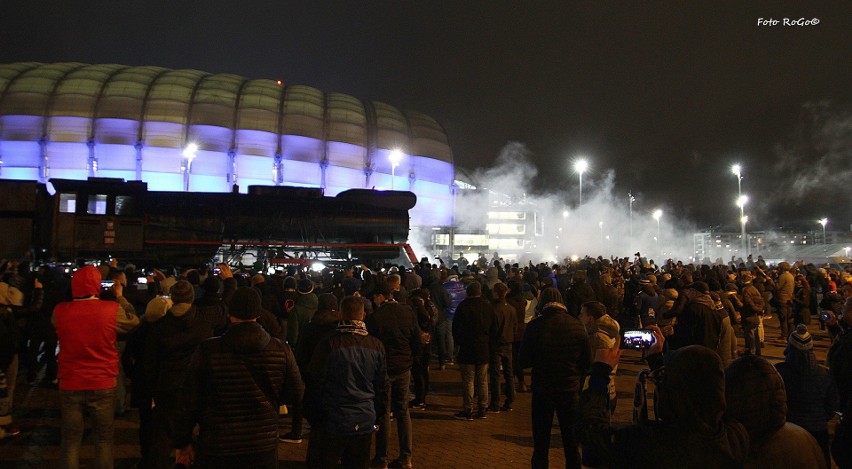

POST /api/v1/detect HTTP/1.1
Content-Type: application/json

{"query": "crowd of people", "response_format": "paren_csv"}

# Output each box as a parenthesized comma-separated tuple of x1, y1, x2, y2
(0, 251, 851, 468)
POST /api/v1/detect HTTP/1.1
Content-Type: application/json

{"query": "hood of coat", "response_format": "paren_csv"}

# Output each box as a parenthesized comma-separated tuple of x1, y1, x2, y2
(724, 354, 787, 444)
(658, 345, 727, 436)
(72, 265, 102, 298)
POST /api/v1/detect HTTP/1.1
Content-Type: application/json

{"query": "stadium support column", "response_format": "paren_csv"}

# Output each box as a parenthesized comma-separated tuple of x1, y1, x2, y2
(273, 153, 283, 186)
(38, 136, 49, 183)
(87, 139, 97, 177)
(408, 170, 416, 191)
(227, 149, 237, 188)
(364, 164, 374, 189)
(135, 141, 143, 181)
(320, 158, 329, 190)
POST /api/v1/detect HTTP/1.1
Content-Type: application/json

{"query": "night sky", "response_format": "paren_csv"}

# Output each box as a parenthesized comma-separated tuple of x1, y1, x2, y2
(2, 1, 850, 229)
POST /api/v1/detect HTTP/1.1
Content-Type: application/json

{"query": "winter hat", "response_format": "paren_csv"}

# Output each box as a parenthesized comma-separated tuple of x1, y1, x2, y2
(297, 278, 314, 295)
(251, 274, 265, 286)
(229, 287, 262, 320)
(689, 281, 710, 294)
(317, 293, 339, 311)
(539, 287, 564, 306)
(789, 324, 813, 351)
(170, 280, 195, 305)
(646, 274, 657, 285)
(283, 276, 297, 290)
(144, 296, 173, 323)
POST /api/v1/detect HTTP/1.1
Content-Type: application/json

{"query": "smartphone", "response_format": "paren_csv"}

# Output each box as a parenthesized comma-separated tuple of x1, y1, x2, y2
(821, 311, 832, 321)
(137, 276, 148, 284)
(213, 268, 221, 275)
(101, 279, 115, 289)
(622, 329, 656, 350)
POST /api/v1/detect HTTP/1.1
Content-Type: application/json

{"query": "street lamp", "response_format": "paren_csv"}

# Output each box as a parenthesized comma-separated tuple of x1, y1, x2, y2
(741, 215, 749, 254)
(653, 209, 662, 257)
(573, 159, 588, 205)
(388, 149, 403, 190)
(732, 164, 746, 253)
(628, 192, 635, 239)
(818, 218, 828, 245)
(736, 195, 748, 255)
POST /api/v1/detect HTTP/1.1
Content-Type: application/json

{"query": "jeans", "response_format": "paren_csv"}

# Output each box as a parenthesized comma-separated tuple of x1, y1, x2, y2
(743, 319, 761, 355)
(489, 345, 514, 407)
(412, 346, 431, 404)
(115, 341, 127, 413)
(459, 363, 489, 412)
(531, 391, 581, 469)
(435, 319, 454, 364)
(375, 372, 412, 464)
(777, 301, 793, 337)
(314, 428, 372, 469)
(60, 387, 116, 469)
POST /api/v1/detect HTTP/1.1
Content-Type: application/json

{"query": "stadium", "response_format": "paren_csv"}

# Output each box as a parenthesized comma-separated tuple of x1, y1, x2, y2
(0, 62, 456, 229)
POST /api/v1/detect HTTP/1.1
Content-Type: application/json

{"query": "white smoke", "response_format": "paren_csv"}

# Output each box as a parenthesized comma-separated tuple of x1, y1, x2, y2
(451, 142, 700, 264)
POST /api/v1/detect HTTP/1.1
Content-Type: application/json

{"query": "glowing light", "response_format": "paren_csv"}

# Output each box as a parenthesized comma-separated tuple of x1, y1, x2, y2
(389, 148, 403, 190)
(731, 164, 741, 177)
(276, 80, 283, 86)
(736, 195, 748, 208)
(653, 209, 662, 221)
(571, 255, 579, 262)
(562, 210, 569, 218)
(183, 143, 198, 159)
(818, 217, 828, 228)
(573, 159, 588, 174)
(311, 262, 326, 272)
(741, 215, 748, 224)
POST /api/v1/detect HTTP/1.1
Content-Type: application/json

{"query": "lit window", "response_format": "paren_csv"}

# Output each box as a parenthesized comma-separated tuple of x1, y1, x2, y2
(87, 194, 108, 215)
(58, 193, 76, 213)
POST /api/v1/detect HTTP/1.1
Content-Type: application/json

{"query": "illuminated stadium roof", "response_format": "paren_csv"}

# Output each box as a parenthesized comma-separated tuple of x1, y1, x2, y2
(0, 62, 456, 226)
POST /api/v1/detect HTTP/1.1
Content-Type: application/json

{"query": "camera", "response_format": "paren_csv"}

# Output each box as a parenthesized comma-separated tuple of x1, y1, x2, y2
(137, 276, 148, 284)
(213, 268, 221, 275)
(821, 311, 833, 322)
(622, 329, 656, 350)
(100, 279, 115, 289)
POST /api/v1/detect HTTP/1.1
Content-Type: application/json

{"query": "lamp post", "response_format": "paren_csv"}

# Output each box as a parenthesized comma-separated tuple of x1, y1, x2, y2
(574, 159, 588, 205)
(741, 215, 749, 254)
(731, 164, 747, 254)
(736, 194, 748, 255)
(628, 192, 635, 239)
(599, 221, 604, 253)
(653, 209, 662, 257)
(818, 218, 828, 246)
(182, 143, 198, 192)
(388, 149, 402, 190)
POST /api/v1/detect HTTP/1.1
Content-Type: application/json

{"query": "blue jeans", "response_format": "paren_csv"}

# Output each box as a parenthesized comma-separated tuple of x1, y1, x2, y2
(375, 372, 412, 464)
(489, 345, 515, 407)
(60, 387, 116, 469)
(435, 318, 454, 364)
(531, 391, 580, 469)
(459, 363, 489, 412)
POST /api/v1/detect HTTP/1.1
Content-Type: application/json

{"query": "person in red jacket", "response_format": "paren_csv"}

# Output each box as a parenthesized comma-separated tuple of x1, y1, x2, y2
(52, 265, 139, 469)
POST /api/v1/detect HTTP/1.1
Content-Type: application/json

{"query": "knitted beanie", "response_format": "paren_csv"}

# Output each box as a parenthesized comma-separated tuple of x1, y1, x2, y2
(788, 324, 813, 351)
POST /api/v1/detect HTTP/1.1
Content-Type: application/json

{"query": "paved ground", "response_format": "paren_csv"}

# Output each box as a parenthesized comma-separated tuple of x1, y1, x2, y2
(0, 316, 834, 468)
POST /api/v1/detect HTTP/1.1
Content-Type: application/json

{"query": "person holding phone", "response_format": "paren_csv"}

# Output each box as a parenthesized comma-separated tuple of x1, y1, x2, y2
(576, 326, 749, 468)
(579, 301, 620, 417)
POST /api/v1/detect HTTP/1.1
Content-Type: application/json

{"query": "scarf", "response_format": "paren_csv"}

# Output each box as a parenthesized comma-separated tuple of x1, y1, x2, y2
(337, 319, 368, 336)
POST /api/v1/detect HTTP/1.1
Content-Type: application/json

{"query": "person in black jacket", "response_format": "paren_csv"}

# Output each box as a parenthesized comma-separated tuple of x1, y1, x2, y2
(365, 283, 422, 469)
(452, 281, 498, 421)
(173, 287, 304, 468)
(520, 288, 590, 469)
(143, 280, 227, 468)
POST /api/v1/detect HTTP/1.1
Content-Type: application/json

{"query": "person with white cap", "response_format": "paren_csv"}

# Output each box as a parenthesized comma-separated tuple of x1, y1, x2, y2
(775, 324, 838, 468)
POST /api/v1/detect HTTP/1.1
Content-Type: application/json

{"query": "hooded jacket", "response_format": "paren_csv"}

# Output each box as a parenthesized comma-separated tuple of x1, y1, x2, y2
(725, 354, 826, 469)
(576, 345, 749, 468)
(287, 291, 318, 347)
(52, 265, 139, 391)
(519, 302, 590, 393)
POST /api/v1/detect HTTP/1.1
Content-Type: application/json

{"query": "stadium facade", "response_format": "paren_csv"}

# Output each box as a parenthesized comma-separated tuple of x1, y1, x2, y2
(0, 62, 456, 227)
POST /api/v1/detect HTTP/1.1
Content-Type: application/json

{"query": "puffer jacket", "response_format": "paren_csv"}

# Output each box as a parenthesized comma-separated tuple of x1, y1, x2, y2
(576, 346, 749, 468)
(519, 302, 590, 393)
(775, 354, 838, 433)
(452, 295, 497, 365)
(288, 292, 318, 347)
(725, 354, 826, 469)
(366, 300, 423, 375)
(173, 322, 303, 456)
(741, 282, 765, 320)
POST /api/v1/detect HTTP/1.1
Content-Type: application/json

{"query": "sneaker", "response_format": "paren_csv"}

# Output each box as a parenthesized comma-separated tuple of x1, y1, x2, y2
(474, 409, 488, 419)
(278, 431, 303, 444)
(388, 460, 413, 469)
(486, 405, 501, 413)
(500, 403, 513, 412)
(1, 425, 21, 438)
(408, 400, 426, 410)
(453, 410, 473, 421)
